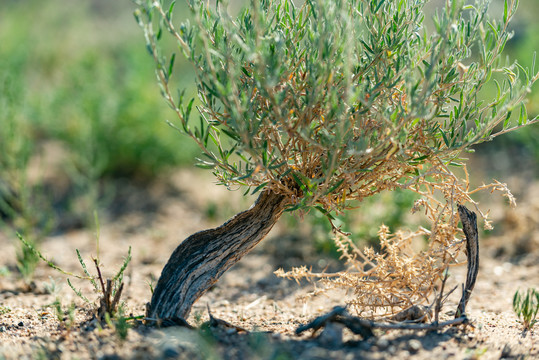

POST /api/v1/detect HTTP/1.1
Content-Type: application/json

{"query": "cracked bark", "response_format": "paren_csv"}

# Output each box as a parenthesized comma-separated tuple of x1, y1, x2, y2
(147, 190, 288, 320)
(455, 204, 479, 318)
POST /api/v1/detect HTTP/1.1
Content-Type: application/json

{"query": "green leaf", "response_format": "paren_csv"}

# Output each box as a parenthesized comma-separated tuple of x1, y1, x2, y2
(503, 110, 513, 128)
(133, 9, 143, 26)
(324, 178, 345, 195)
(268, 160, 287, 170)
(360, 40, 374, 54)
(374, 0, 386, 14)
(314, 205, 335, 220)
(145, 43, 153, 56)
(67, 279, 91, 304)
(251, 182, 269, 195)
(195, 160, 216, 169)
(440, 130, 450, 148)
(518, 103, 527, 126)
(168, 53, 176, 78)
(291, 172, 306, 191)
(241, 66, 252, 78)
(167, 0, 176, 21)
(222, 128, 241, 142)
(285, 204, 302, 212)
(184, 98, 194, 123)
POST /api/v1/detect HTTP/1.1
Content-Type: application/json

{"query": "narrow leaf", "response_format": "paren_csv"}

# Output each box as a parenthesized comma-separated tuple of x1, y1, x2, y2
(168, 53, 176, 78)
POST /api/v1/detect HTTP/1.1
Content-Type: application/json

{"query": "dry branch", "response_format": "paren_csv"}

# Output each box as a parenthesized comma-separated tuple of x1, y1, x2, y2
(296, 205, 479, 338)
(296, 305, 469, 339)
(207, 305, 249, 333)
(455, 204, 479, 318)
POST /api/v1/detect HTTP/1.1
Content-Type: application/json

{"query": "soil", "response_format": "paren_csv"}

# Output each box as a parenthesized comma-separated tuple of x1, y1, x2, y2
(0, 161, 538, 359)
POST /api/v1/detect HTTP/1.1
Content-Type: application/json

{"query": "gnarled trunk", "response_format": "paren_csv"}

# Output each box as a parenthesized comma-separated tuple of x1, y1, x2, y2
(148, 190, 288, 320)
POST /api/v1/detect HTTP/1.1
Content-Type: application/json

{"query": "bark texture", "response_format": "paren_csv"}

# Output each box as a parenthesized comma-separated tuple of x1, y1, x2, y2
(148, 190, 288, 320)
(455, 204, 479, 318)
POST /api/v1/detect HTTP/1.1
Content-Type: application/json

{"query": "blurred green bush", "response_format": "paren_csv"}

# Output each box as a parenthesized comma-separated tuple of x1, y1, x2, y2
(497, 0, 539, 164)
(0, 0, 199, 182)
(0, 0, 200, 275)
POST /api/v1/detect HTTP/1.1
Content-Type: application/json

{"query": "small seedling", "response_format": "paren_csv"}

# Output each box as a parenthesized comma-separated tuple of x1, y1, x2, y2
(193, 311, 203, 327)
(105, 303, 130, 341)
(0, 266, 10, 277)
(17, 228, 132, 326)
(0, 305, 11, 315)
(43, 276, 63, 296)
(513, 288, 539, 331)
(16, 242, 40, 284)
(146, 278, 155, 295)
(51, 298, 76, 330)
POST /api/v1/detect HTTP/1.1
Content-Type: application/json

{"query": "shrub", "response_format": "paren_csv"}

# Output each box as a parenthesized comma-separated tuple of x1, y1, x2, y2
(0, 0, 200, 265)
(136, 0, 538, 317)
(0, 0, 200, 191)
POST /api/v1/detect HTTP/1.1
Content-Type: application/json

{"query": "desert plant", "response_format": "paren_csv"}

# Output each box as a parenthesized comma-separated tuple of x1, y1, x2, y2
(51, 299, 77, 330)
(104, 303, 131, 340)
(17, 223, 132, 324)
(513, 288, 539, 331)
(135, 0, 538, 320)
(0, 306, 11, 316)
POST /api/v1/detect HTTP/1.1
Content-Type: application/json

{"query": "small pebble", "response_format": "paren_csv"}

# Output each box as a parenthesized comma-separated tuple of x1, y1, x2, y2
(18, 321, 24, 327)
(501, 344, 512, 358)
(163, 347, 180, 359)
(317, 322, 343, 348)
(376, 338, 389, 350)
(99, 354, 122, 360)
(407, 339, 422, 353)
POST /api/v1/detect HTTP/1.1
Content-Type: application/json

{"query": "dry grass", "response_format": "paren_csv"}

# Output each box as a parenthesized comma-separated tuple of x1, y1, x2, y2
(276, 164, 516, 317)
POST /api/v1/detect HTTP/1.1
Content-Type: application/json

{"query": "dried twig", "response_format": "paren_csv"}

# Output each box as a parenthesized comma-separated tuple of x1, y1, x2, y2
(94, 259, 125, 322)
(455, 204, 479, 318)
(296, 306, 469, 339)
(296, 306, 347, 335)
(207, 305, 249, 333)
(435, 269, 449, 323)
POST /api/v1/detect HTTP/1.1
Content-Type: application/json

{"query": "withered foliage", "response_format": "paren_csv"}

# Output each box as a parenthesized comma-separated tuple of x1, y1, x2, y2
(276, 164, 515, 317)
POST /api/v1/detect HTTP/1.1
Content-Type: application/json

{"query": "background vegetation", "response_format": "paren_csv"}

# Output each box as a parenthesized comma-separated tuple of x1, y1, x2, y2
(0, 1, 199, 240)
(0, 0, 538, 274)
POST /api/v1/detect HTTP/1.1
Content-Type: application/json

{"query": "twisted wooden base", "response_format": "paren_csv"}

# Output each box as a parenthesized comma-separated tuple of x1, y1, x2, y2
(147, 190, 287, 320)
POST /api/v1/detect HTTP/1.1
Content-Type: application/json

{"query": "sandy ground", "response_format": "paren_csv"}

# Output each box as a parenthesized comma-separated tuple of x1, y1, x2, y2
(0, 167, 538, 359)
